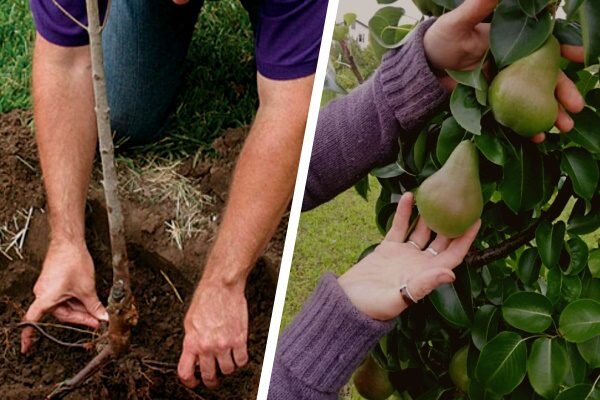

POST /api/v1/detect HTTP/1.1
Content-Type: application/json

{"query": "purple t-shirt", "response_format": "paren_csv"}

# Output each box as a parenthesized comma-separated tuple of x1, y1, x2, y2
(29, 0, 326, 80)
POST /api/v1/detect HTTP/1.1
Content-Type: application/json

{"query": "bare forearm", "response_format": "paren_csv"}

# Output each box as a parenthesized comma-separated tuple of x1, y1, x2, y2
(202, 74, 314, 286)
(33, 35, 97, 243)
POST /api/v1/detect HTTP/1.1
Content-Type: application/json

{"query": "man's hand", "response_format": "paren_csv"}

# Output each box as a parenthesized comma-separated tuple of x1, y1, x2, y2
(423, 0, 585, 143)
(178, 280, 249, 389)
(21, 240, 108, 353)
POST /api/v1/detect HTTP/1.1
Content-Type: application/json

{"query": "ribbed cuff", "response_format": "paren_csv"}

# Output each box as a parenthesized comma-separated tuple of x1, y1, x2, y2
(277, 273, 394, 394)
(378, 18, 449, 132)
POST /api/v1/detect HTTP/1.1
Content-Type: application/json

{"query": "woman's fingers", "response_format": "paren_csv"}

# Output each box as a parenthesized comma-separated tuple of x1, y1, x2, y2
(407, 217, 431, 249)
(427, 234, 451, 255)
(556, 104, 574, 133)
(530, 133, 546, 144)
(556, 71, 585, 114)
(435, 220, 481, 269)
(385, 193, 415, 242)
(407, 268, 456, 302)
(561, 44, 585, 64)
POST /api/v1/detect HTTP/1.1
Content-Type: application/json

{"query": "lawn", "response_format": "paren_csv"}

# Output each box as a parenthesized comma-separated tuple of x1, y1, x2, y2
(0, 0, 257, 154)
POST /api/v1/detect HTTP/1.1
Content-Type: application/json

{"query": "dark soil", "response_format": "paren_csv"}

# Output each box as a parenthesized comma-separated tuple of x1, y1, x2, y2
(0, 110, 282, 399)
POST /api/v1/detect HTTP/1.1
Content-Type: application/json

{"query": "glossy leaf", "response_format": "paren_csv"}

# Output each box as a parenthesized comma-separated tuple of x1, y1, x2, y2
(563, 236, 589, 276)
(500, 143, 544, 213)
(431, 0, 463, 9)
(563, 341, 588, 386)
(536, 220, 565, 269)
(564, 0, 584, 20)
(429, 282, 471, 328)
(576, 335, 600, 368)
(450, 84, 482, 135)
(560, 148, 599, 201)
(368, 7, 406, 49)
(517, 247, 542, 286)
(568, 108, 600, 154)
(589, 249, 600, 279)
(447, 65, 488, 91)
(559, 299, 600, 343)
(555, 384, 600, 400)
(502, 292, 553, 333)
(475, 332, 527, 395)
(554, 19, 583, 46)
(517, 0, 547, 17)
(580, 0, 600, 66)
(490, 0, 553, 67)
(475, 129, 507, 166)
(547, 269, 582, 304)
(568, 197, 600, 235)
(527, 337, 569, 399)
(472, 305, 500, 351)
(436, 117, 466, 164)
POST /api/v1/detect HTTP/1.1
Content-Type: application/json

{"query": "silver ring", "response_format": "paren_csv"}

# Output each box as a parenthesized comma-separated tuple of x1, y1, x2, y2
(406, 240, 421, 250)
(426, 247, 439, 256)
(399, 283, 418, 304)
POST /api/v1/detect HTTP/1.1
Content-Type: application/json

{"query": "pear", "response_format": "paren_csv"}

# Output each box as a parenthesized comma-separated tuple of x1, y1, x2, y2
(449, 345, 470, 393)
(489, 36, 561, 137)
(353, 355, 394, 400)
(415, 141, 482, 238)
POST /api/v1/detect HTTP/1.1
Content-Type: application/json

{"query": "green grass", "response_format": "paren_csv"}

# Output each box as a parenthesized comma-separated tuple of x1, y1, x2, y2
(0, 0, 35, 112)
(281, 178, 383, 329)
(0, 0, 257, 154)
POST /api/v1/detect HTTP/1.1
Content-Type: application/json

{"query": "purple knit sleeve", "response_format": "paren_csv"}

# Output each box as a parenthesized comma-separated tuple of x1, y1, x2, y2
(302, 19, 448, 211)
(268, 274, 393, 399)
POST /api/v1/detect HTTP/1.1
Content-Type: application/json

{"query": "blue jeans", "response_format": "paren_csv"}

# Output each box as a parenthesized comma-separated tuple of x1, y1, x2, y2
(102, 0, 204, 146)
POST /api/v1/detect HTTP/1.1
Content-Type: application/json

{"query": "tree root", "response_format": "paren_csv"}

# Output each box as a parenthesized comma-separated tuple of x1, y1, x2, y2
(465, 181, 573, 268)
(16, 321, 94, 350)
(46, 345, 114, 400)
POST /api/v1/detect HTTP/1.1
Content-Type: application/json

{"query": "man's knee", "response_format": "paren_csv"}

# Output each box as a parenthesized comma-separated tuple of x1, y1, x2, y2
(110, 105, 167, 147)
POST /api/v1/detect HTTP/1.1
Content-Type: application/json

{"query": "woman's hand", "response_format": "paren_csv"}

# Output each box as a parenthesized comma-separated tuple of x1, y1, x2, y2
(423, 0, 585, 143)
(338, 193, 480, 321)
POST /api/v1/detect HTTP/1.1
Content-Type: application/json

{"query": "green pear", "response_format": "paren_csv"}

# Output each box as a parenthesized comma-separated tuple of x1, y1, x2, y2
(415, 141, 482, 238)
(413, 0, 444, 16)
(449, 345, 470, 393)
(489, 36, 561, 137)
(353, 355, 394, 400)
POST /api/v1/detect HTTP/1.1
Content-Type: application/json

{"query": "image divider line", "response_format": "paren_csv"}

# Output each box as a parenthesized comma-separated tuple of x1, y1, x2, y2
(255, 0, 341, 397)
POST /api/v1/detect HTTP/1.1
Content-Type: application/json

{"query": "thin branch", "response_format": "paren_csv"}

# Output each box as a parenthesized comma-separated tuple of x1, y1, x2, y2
(338, 39, 364, 84)
(17, 322, 89, 349)
(51, 0, 89, 31)
(99, 0, 112, 32)
(465, 182, 573, 268)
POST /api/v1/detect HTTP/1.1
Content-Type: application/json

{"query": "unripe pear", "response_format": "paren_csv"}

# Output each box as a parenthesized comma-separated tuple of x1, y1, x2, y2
(489, 36, 561, 137)
(353, 355, 394, 400)
(415, 141, 483, 238)
(449, 345, 470, 393)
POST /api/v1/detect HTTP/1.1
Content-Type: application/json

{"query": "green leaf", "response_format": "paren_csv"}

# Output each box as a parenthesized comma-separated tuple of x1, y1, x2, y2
(354, 176, 370, 201)
(560, 148, 599, 201)
(412, 130, 428, 172)
(563, 236, 589, 276)
(376, 202, 398, 235)
(517, 247, 542, 286)
(567, 107, 600, 154)
(554, 19, 583, 46)
(568, 197, 600, 235)
(333, 25, 349, 41)
(450, 84, 482, 135)
(590, 249, 600, 279)
(377, 0, 398, 3)
(436, 117, 467, 164)
(576, 71, 599, 97)
(368, 7, 407, 49)
(527, 337, 569, 399)
(536, 220, 566, 269)
(547, 269, 582, 304)
(343, 13, 357, 26)
(429, 282, 472, 328)
(555, 384, 600, 400)
(475, 332, 527, 395)
(576, 335, 600, 368)
(517, 0, 548, 18)
(431, 0, 463, 9)
(475, 128, 506, 166)
(559, 299, 600, 343)
(469, 380, 504, 400)
(446, 65, 488, 91)
(563, 341, 588, 386)
(472, 305, 500, 351)
(500, 143, 544, 213)
(371, 162, 407, 178)
(564, 0, 584, 20)
(485, 277, 518, 305)
(502, 291, 553, 333)
(580, 0, 600, 66)
(587, 89, 600, 110)
(490, 0, 553, 68)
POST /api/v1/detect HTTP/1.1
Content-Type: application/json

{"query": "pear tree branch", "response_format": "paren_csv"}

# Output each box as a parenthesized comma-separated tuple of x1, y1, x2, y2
(339, 39, 364, 84)
(465, 181, 573, 268)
